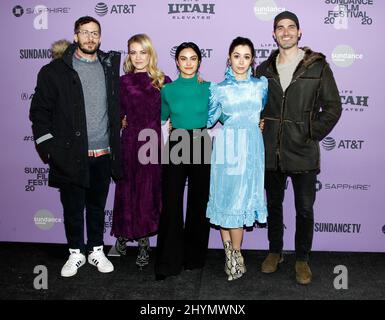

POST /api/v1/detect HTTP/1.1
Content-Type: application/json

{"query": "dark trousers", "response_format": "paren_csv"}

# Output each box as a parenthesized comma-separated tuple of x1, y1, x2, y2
(155, 129, 211, 276)
(60, 155, 111, 253)
(265, 170, 317, 261)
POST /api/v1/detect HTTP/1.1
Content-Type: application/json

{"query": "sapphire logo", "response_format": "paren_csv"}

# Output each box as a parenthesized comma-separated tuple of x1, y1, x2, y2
(315, 180, 371, 192)
(13, 5, 24, 17)
(324, 183, 370, 191)
(322, 137, 336, 151)
(95, 2, 108, 16)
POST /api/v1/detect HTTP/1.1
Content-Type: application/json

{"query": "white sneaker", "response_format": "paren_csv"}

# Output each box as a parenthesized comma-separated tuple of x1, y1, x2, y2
(61, 249, 86, 277)
(88, 245, 114, 273)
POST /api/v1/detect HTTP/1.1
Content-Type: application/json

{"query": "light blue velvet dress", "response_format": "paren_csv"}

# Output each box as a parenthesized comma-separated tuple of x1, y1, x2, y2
(206, 67, 268, 228)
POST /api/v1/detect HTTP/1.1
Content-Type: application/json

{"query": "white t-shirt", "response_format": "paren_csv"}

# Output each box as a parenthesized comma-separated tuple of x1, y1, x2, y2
(276, 49, 305, 92)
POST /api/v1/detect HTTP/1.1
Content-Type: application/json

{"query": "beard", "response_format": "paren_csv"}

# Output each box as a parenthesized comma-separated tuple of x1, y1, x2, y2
(77, 41, 100, 55)
(279, 42, 297, 50)
(277, 35, 299, 50)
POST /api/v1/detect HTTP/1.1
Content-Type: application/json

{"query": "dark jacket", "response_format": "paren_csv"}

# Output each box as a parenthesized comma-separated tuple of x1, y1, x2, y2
(255, 47, 342, 173)
(30, 44, 122, 188)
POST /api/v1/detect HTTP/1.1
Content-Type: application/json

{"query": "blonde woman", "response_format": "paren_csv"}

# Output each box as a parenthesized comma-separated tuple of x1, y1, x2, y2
(111, 34, 171, 268)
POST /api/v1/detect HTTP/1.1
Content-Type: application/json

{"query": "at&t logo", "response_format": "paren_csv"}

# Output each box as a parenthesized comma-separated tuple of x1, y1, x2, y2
(322, 137, 364, 151)
(95, 2, 136, 16)
(95, 2, 108, 16)
(322, 137, 336, 151)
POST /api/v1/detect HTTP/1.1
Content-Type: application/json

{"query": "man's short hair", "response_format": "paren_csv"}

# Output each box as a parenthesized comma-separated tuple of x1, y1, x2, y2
(74, 16, 101, 34)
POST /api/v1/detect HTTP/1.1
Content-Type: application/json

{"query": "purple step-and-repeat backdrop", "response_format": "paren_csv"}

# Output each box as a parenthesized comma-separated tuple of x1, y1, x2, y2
(1, 0, 384, 252)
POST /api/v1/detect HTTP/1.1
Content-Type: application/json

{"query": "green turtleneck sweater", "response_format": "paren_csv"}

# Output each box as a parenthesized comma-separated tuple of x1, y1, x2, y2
(161, 74, 210, 129)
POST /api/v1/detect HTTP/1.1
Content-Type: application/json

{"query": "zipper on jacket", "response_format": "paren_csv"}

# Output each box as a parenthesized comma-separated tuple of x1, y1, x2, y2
(276, 72, 304, 169)
(276, 93, 285, 167)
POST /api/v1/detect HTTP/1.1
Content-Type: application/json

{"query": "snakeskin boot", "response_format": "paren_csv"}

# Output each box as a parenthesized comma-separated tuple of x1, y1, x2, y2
(136, 237, 150, 269)
(115, 236, 128, 256)
(228, 249, 246, 281)
(223, 240, 232, 276)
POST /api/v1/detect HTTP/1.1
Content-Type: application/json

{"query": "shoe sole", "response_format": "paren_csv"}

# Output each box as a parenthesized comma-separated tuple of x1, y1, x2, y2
(296, 277, 312, 285)
(261, 257, 284, 274)
(228, 272, 245, 281)
(61, 261, 85, 277)
(88, 260, 114, 273)
(97, 268, 114, 273)
(89, 264, 114, 273)
(61, 271, 77, 277)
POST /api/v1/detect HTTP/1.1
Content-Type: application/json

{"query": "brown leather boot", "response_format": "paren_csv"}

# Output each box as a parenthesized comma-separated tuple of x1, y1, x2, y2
(295, 261, 312, 285)
(261, 253, 284, 273)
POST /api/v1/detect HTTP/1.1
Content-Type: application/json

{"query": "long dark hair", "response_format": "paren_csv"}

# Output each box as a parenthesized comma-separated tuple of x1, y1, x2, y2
(228, 36, 256, 70)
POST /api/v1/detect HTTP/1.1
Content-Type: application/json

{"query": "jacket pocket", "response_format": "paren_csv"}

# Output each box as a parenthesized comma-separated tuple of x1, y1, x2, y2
(49, 137, 73, 178)
(303, 111, 312, 142)
(283, 120, 312, 151)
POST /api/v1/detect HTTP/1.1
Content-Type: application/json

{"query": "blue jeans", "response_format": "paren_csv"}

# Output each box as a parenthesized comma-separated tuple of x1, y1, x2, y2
(265, 170, 317, 261)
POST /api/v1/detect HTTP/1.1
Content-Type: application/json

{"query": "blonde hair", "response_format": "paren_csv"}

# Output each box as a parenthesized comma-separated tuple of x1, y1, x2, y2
(123, 34, 165, 90)
(51, 39, 71, 60)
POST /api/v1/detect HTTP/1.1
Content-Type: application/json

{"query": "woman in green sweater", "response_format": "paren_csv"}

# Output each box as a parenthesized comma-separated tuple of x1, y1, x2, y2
(155, 42, 212, 280)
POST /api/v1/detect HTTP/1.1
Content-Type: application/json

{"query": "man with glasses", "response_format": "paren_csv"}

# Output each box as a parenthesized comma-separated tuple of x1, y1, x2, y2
(30, 16, 122, 277)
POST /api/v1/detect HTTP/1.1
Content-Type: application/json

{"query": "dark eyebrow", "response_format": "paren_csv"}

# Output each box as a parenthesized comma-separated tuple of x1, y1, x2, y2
(276, 23, 296, 28)
(232, 52, 251, 56)
(179, 55, 198, 59)
(79, 29, 99, 32)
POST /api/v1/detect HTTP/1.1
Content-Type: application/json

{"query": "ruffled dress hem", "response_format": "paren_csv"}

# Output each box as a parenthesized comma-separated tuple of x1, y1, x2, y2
(207, 206, 267, 228)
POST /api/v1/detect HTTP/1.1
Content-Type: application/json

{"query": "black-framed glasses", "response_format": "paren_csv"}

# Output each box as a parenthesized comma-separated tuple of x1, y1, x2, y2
(77, 30, 100, 38)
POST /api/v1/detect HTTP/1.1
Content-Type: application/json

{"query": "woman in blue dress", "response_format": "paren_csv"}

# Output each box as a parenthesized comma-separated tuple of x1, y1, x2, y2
(206, 37, 268, 281)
